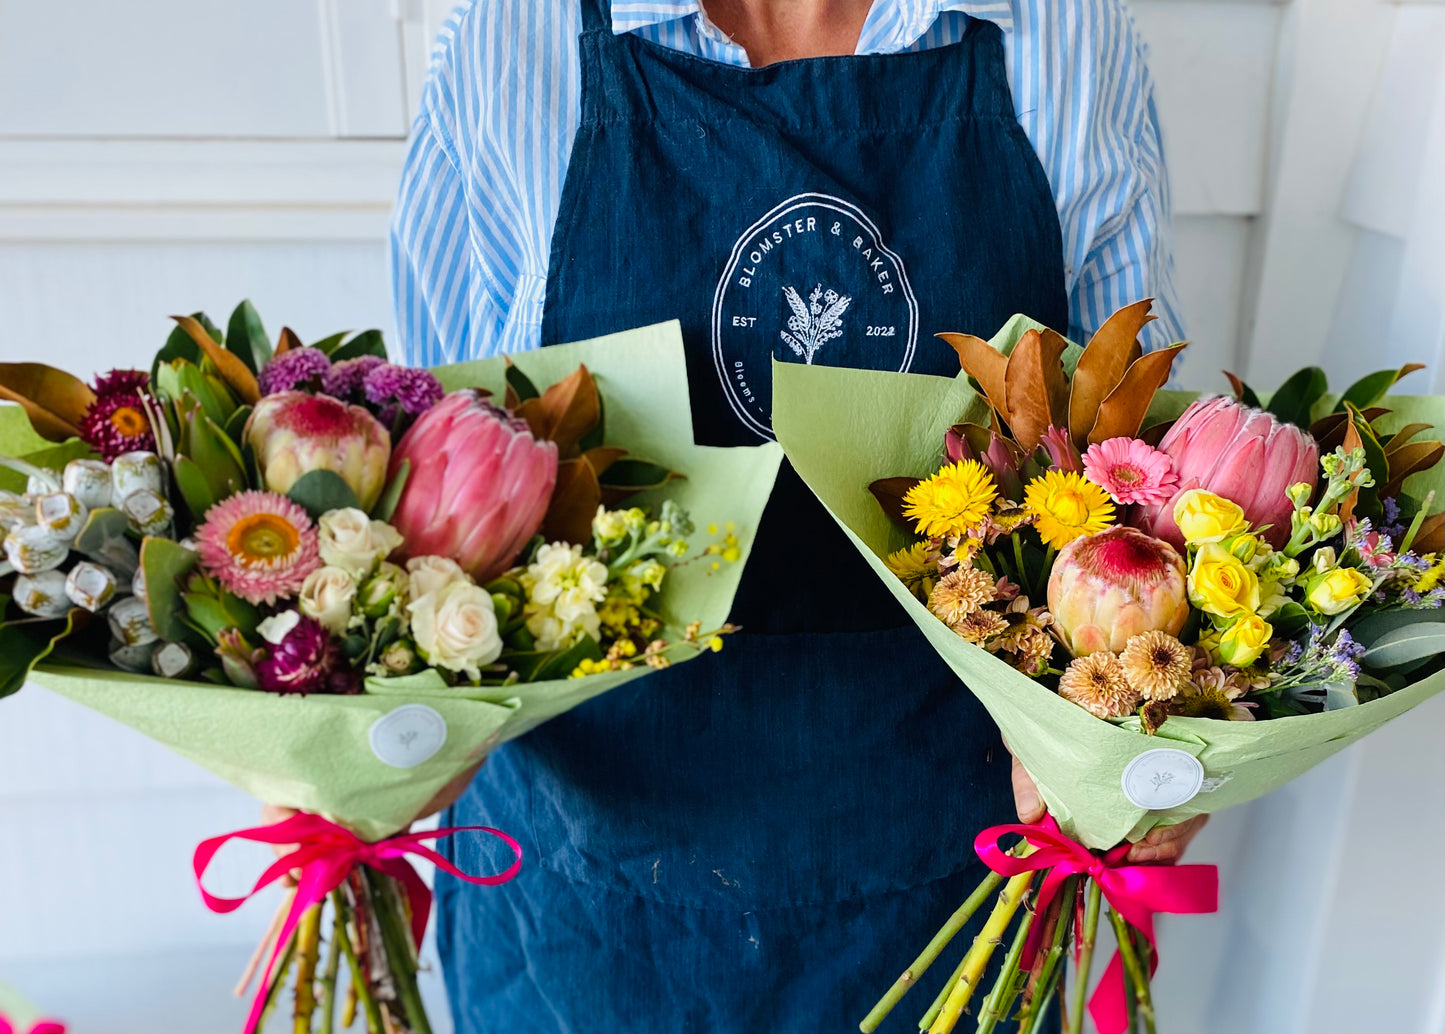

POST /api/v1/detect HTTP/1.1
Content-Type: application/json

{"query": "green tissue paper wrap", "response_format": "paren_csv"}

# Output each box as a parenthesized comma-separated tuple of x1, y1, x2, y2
(772, 315, 1444, 850)
(5, 321, 782, 841)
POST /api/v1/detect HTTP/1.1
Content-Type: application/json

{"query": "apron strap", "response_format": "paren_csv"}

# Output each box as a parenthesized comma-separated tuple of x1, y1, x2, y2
(578, 0, 609, 35)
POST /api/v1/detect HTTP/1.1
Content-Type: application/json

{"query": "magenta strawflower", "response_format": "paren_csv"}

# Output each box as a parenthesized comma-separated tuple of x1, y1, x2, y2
(322, 355, 386, 402)
(79, 369, 155, 461)
(259, 347, 331, 395)
(194, 490, 321, 605)
(255, 614, 358, 695)
(363, 364, 445, 427)
(1083, 437, 1179, 506)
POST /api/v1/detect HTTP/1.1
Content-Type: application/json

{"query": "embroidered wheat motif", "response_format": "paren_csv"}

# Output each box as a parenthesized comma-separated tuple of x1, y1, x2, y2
(780, 283, 851, 364)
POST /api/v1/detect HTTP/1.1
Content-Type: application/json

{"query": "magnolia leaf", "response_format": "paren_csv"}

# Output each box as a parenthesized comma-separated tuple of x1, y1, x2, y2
(373, 458, 410, 522)
(287, 469, 361, 520)
(0, 362, 97, 441)
(869, 476, 921, 530)
(938, 332, 1011, 422)
(309, 331, 349, 356)
(1335, 363, 1426, 413)
(1309, 407, 1389, 452)
(274, 326, 304, 357)
(505, 360, 541, 405)
(225, 300, 272, 375)
(140, 536, 201, 643)
(1409, 511, 1443, 554)
(542, 456, 601, 544)
(578, 393, 608, 454)
(1003, 329, 1069, 452)
(1088, 344, 1187, 445)
(151, 311, 220, 384)
(1382, 422, 1435, 456)
(1338, 412, 1367, 523)
(1067, 299, 1154, 448)
(1223, 371, 1261, 408)
(0, 608, 80, 699)
(516, 365, 600, 458)
(172, 314, 261, 405)
(598, 456, 680, 505)
(330, 329, 387, 363)
(1380, 441, 1445, 500)
(581, 446, 628, 480)
(1265, 365, 1328, 428)
(1359, 623, 1445, 672)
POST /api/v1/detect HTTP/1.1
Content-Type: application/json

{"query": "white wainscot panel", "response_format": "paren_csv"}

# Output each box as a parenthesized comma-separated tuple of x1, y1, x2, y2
(1169, 214, 1250, 391)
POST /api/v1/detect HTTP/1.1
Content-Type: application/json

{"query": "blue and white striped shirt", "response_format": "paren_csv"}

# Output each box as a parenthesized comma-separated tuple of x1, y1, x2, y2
(391, 0, 1185, 366)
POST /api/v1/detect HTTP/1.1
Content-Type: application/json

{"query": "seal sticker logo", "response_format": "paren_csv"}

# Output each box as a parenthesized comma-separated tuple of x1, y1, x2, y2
(713, 193, 917, 440)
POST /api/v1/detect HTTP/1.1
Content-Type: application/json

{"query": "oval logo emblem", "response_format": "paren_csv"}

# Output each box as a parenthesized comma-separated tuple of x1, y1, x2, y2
(1120, 748, 1205, 811)
(369, 704, 447, 769)
(712, 192, 918, 440)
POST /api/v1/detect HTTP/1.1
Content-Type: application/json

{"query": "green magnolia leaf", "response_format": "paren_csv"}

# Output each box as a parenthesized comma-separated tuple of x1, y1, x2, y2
(577, 393, 607, 453)
(0, 608, 80, 699)
(140, 536, 201, 643)
(372, 458, 409, 522)
(1266, 366, 1328, 428)
(1359, 622, 1445, 672)
(506, 363, 541, 405)
(151, 311, 220, 384)
(309, 330, 350, 356)
(1224, 371, 1262, 409)
(1335, 363, 1426, 413)
(225, 300, 273, 375)
(598, 457, 681, 492)
(287, 468, 361, 519)
(1348, 407, 1389, 519)
(329, 329, 388, 363)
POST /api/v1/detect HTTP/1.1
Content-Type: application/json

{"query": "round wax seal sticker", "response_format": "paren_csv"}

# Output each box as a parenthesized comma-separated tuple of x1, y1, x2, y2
(369, 705, 447, 769)
(1121, 748, 1205, 810)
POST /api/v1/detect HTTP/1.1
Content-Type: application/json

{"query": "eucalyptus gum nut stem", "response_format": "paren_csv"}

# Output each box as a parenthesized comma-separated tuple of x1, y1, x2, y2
(929, 866, 1037, 1034)
(1066, 880, 1102, 1034)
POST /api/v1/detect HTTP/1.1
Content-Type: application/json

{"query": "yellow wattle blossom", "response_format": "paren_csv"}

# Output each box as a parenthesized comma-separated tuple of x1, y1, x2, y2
(902, 460, 998, 539)
(1023, 470, 1115, 549)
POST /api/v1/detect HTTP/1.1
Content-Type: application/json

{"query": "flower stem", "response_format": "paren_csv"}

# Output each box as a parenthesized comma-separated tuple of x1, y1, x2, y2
(975, 883, 1040, 1034)
(293, 903, 324, 1033)
(332, 888, 384, 1033)
(366, 868, 433, 1034)
(1108, 909, 1156, 1034)
(1065, 880, 1102, 1034)
(1016, 876, 1076, 1032)
(928, 868, 1037, 1034)
(318, 902, 344, 1034)
(258, 929, 298, 1034)
(859, 869, 1008, 1033)
(917, 953, 969, 1033)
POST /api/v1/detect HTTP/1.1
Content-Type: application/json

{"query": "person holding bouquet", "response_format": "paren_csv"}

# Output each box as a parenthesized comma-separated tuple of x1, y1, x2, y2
(387, 0, 1204, 1029)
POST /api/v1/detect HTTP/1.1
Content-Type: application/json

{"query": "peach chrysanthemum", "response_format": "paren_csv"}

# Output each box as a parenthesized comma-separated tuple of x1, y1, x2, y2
(195, 490, 320, 605)
(953, 609, 1008, 644)
(928, 566, 997, 625)
(1120, 630, 1192, 701)
(1058, 651, 1139, 719)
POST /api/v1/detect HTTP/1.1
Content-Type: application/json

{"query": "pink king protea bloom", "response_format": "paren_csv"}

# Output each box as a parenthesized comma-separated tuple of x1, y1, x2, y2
(1047, 526, 1190, 657)
(1132, 396, 1318, 550)
(387, 390, 559, 582)
(245, 391, 391, 510)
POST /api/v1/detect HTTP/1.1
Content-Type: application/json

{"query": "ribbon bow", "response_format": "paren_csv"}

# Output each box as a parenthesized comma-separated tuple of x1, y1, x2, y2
(195, 812, 522, 1034)
(974, 816, 1217, 1034)
(0, 1017, 64, 1034)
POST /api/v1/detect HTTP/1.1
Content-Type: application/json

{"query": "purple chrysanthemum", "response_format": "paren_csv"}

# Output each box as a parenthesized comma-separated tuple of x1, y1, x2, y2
(79, 369, 156, 461)
(255, 614, 360, 696)
(322, 355, 386, 402)
(363, 364, 444, 426)
(259, 347, 331, 395)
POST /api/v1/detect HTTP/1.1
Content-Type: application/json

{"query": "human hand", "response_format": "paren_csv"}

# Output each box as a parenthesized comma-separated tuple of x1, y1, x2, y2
(1011, 753, 1207, 864)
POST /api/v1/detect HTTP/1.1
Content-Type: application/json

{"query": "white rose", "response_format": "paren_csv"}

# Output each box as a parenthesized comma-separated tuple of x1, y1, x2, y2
(318, 508, 404, 578)
(298, 565, 358, 635)
(408, 580, 502, 680)
(406, 555, 470, 601)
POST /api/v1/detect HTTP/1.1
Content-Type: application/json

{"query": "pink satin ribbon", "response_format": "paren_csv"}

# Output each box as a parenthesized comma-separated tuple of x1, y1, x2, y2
(974, 816, 1217, 1034)
(194, 812, 523, 1034)
(0, 1016, 64, 1034)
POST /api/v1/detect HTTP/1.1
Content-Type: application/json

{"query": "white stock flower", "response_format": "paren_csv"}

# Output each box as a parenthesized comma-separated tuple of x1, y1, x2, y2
(406, 555, 470, 601)
(298, 565, 358, 635)
(408, 580, 502, 680)
(318, 508, 403, 578)
(523, 542, 608, 651)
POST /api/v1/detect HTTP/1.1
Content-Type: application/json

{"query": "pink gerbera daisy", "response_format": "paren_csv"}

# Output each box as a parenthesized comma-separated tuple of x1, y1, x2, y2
(195, 491, 320, 605)
(1082, 437, 1179, 507)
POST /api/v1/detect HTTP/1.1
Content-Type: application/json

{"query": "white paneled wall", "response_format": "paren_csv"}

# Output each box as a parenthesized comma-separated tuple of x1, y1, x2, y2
(1, 1, 1442, 1032)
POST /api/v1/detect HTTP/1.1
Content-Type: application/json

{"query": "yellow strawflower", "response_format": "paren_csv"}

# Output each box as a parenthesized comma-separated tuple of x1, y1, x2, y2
(1024, 470, 1115, 549)
(901, 461, 998, 539)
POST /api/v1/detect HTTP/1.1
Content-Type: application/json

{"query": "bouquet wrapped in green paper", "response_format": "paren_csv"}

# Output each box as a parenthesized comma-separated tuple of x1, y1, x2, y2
(0, 309, 781, 1033)
(771, 301, 1443, 1034)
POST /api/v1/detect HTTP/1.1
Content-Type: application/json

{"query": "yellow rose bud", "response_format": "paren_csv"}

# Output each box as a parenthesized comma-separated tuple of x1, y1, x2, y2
(1188, 543, 1261, 619)
(1173, 489, 1249, 545)
(1305, 566, 1373, 616)
(1227, 533, 1260, 563)
(1216, 614, 1272, 667)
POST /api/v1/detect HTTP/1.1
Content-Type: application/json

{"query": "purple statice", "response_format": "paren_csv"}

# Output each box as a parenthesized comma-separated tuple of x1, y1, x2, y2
(259, 347, 331, 395)
(1381, 496, 1406, 541)
(322, 354, 386, 402)
(1327, 630, 1364, 682)
(255, 615, 360, 695)
(363, 364, 445, 428)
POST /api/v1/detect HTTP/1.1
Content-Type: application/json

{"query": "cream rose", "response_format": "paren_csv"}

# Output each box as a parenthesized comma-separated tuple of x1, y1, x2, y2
(406, 555, 470, 601)
(408, 580, 502, 680)
(298, 565, 358, 634)
(318, 508, 403, 578)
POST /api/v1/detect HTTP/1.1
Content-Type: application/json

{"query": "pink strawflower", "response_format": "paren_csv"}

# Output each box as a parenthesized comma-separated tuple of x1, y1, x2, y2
(79, 369, 155, 461)
(194, 490, 321, 605)
(259, 347, 331, 395)
(1083, 437, 1179, 506)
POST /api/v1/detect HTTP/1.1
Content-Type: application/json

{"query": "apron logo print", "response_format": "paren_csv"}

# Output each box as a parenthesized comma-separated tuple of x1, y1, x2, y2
(780, 284, 851, 364)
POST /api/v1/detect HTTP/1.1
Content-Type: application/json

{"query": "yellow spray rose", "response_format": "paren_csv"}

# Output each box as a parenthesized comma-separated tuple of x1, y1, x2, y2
(1216, 614, 1273, 667)
(1188, 543, 1261, 619)
(1173, 489, 1249, 545)
(1304, 566, 1373, 615)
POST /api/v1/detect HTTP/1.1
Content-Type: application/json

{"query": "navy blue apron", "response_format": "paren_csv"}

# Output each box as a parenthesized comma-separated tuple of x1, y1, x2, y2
(439, 2, 1068, 1030)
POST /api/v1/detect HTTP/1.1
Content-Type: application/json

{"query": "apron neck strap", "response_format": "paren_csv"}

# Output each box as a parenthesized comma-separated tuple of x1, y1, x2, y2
(579, 0, 610, 34)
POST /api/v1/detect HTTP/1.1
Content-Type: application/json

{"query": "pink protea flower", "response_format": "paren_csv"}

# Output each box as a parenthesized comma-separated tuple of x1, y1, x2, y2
(79, 369, 155, 461)
(388, 390, 559, 582)
(254, 613, 358, 696)
(195, 490, 321, 605)
(1083, 437, 1179, 506)
(1047, 525, 1190, 656)
(245, 391, 391, 510)
(1132, 396, 1318, 550)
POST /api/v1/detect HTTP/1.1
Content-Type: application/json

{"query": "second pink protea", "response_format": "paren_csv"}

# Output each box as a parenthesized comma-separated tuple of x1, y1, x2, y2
(1132, 396, 1318, 550)
(1047, 526, 1190, 657)
(387, 390, 558, 582)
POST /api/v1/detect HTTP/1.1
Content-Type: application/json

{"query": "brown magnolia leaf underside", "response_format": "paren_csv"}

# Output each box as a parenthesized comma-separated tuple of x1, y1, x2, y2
(938, 332, 1011, 423)
(0, 362, 96, 441)
(274, 326, 303, 357)
(541, 456, 602, 544)
(1380, 442, 1445, 501)
(1338, 416, 1366, 524)
(1309, 407, 1391, 451)
(171, 315, 261, 405)
(1382, 423, 1437, 456)
(1412, 512, 1444, 555)
(870, 476, 922, 530)
(1068, 299, 1155, 448)
(1003, 329, 1069, 453)
(516, 365, 600, 458)
(1087, 343, 1187, 445)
